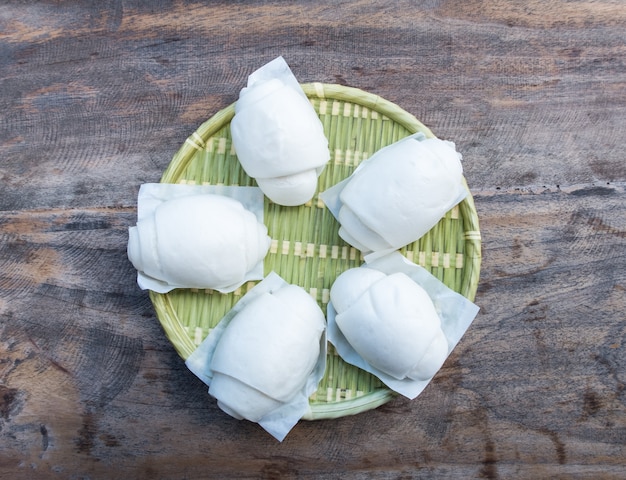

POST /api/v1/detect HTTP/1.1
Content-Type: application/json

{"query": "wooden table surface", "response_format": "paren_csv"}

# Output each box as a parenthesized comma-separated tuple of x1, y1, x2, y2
(1, 1, 625, 479)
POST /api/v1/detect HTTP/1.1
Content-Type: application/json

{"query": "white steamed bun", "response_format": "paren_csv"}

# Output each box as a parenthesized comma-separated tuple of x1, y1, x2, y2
(330, 268, 449, 381)
(230, 58, 330, 206)
(337, 135, 465, 255)
(127, 194, 271, 292)
(208, 284, 326, 422)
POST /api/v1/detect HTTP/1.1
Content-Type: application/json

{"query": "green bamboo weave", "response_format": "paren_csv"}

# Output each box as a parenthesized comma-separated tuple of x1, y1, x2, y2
(149, 83, 482, 420)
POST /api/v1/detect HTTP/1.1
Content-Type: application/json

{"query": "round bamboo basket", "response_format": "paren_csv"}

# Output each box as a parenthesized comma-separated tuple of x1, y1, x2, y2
(149, 83, 481, 420)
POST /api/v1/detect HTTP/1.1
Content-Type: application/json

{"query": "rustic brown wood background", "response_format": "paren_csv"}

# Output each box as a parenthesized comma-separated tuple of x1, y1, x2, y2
(1, 1, 625, 479)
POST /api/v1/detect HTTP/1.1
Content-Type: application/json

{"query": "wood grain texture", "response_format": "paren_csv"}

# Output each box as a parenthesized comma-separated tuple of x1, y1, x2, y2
(1, 1, 625, 478)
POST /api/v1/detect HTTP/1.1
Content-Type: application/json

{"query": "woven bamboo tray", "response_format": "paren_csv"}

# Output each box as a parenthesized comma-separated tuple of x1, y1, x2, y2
(149, 83, 481, 420)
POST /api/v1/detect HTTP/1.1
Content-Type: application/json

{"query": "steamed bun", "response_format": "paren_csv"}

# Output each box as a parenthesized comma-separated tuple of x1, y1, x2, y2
(230, 57, 330, 206)
(336, 135, 466, 255)
(127, 194, 270, 292)
(208, 284, 326, 422)
(330, 268, 449, 381)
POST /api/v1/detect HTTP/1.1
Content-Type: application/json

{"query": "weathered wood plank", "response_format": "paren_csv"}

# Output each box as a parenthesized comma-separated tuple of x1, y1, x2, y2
(1, 185, 624, 478)
(2, 1, 625, 209)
